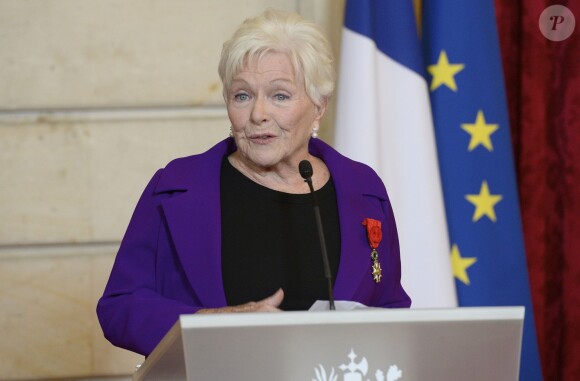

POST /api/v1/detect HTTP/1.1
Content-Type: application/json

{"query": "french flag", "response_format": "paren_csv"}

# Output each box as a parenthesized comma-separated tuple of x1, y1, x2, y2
(334, 0, 456, 308)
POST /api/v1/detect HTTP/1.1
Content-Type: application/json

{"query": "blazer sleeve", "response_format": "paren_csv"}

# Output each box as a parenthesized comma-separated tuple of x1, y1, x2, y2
(96, 170, 200, 356)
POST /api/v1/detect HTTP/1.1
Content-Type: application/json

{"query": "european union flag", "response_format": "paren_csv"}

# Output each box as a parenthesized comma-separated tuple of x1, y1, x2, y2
(422, 1, 543, 379)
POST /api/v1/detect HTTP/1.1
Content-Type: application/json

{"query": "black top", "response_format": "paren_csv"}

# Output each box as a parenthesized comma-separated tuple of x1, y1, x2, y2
(220, 157, 341, 310)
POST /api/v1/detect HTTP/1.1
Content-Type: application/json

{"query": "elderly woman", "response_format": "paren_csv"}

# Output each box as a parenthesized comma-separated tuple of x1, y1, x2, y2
(97, 8, 410, 356)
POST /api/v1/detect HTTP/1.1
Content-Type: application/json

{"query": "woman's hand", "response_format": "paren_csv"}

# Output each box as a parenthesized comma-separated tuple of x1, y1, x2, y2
(197, 288, 284, 314)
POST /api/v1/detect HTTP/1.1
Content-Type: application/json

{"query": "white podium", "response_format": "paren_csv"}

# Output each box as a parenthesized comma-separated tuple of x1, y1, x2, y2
(133, 307, 524, 381)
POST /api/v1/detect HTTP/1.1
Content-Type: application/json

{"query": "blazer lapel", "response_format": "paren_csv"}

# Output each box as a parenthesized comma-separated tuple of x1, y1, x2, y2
(162, 187, 226, 308)
(158, 139, 234, 308)
(332, 184, 370, 300)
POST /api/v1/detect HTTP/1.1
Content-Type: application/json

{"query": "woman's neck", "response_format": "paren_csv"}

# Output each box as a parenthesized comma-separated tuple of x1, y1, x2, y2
(227, 153, 329, 194)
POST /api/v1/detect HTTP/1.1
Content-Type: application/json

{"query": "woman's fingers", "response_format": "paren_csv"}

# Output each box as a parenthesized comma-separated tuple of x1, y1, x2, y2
(197, 288, 284, 314)
(260, 288, 284, 308)
(241, 288, 284, 312)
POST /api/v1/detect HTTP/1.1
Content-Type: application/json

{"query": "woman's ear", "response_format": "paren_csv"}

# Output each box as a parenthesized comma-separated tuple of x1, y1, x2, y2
(314, 97, 328, 120)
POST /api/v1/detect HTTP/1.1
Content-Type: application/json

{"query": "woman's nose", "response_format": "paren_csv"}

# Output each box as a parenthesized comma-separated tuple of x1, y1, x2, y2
(250, 96, 270, 124)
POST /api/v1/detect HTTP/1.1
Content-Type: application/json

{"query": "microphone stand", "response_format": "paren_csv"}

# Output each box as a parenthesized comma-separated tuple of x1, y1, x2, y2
(299, 160, 336, 311)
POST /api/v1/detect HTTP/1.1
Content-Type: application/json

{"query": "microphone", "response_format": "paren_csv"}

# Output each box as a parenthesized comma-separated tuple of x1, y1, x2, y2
(299, 159, 335, 310)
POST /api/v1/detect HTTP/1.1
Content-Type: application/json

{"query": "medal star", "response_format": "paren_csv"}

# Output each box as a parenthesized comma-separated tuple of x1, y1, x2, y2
(461, 110, 499, 151)
(372, 261, 382, 283)
(427, 50, 465, 92)
(465, 181, 503, 222)
(450, 244, 477, 285)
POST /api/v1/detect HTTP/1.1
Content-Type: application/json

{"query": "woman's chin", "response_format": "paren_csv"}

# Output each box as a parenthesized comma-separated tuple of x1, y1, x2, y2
(238, 147, 284, 169)
(247, 157, 283, 169)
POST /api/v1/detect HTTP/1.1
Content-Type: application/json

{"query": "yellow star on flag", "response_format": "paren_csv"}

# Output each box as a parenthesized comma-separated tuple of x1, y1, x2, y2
(450, 244, 477, 285)
(465, 181, 503, 222)
(427, 50, 465, 91)
(461, 110, 499, 151)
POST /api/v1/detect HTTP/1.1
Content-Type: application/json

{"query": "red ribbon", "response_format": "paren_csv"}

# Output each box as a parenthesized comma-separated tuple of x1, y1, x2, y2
(362, 218, 382, 250)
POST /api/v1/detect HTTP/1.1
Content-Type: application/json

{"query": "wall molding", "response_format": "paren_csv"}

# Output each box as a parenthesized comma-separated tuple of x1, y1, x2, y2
(0, 106, 228, 125)
(0, 241, 121, 260)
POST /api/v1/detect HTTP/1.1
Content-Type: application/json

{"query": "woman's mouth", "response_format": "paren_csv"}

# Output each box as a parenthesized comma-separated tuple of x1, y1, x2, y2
(249, 134, 276, 144)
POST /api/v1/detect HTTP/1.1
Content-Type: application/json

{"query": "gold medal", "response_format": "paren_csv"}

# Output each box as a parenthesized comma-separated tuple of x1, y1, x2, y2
(371, 249, 382, 283)
(362, 218, 383, 283)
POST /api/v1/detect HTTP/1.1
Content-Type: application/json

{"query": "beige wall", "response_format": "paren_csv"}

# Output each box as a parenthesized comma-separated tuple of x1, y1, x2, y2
(0, 0, 344, 379)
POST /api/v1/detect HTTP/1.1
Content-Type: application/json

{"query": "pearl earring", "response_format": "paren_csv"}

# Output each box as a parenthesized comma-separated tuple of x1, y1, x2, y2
(311, 127, 319, 138)
(229, 126, 233, 137)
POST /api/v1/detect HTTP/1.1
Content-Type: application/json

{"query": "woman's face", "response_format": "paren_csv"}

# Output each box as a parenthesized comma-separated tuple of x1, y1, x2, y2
(226, 52, 325, 171)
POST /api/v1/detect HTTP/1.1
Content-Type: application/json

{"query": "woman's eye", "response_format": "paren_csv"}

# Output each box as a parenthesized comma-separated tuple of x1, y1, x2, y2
(233, 93, 249, 101)
(275, 94, 289, 101)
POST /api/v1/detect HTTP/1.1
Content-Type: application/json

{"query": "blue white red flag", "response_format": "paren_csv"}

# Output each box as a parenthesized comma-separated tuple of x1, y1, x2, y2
(335, 0, 456, 308)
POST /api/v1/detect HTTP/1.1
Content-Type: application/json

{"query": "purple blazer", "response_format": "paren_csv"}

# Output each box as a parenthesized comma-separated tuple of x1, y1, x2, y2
(97, 138, 410, 356)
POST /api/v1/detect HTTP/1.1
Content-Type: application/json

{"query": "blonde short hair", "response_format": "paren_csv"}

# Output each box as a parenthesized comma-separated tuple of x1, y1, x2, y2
(218, 8, 335, 107)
